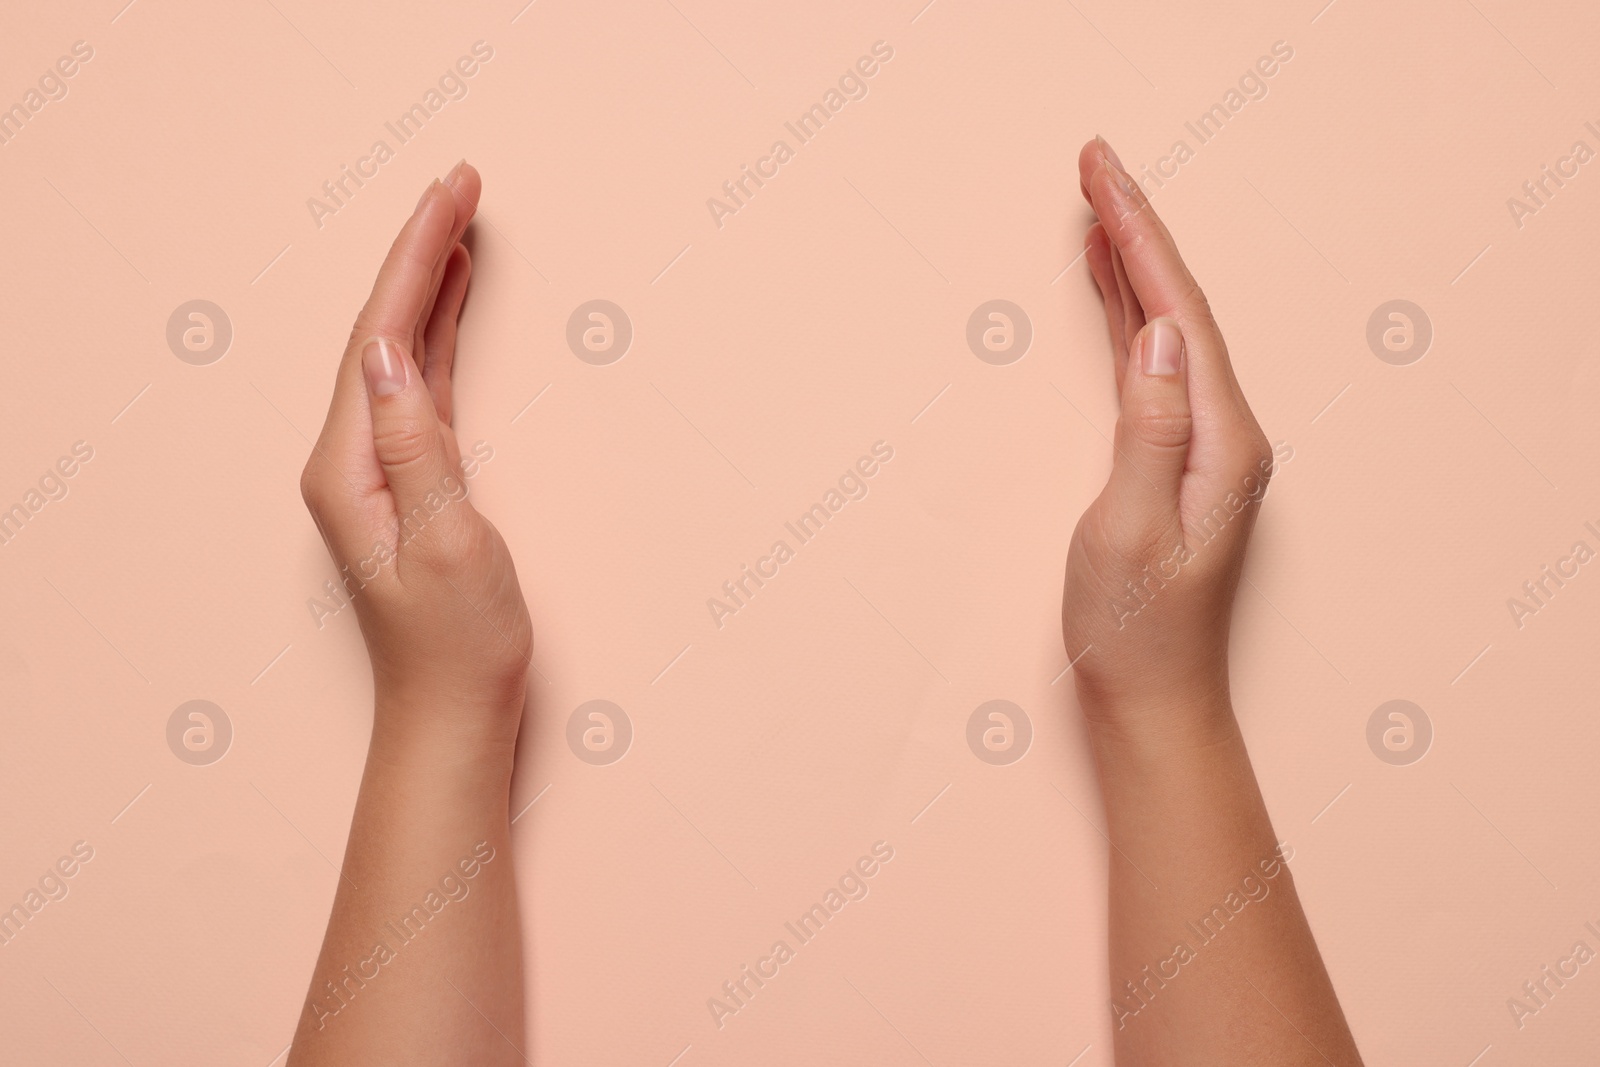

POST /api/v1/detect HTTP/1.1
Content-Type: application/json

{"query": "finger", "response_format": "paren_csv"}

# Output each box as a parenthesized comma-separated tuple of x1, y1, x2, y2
(422, 244, 472, 424)
(304, 180, 461, 564)
(1109, 240, 1146, 369)
(414, 162, 482, 377)
(1084, 141, 1245, 405)
(1084, 224, 1129, 390)
(361, 336, 453, 517)
(1108, 318, 1191, 518)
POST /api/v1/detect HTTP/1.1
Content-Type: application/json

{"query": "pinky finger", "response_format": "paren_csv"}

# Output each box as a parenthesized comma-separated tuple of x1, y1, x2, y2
(422, 244, 472, 425)
(1085, 224, 1129, 391)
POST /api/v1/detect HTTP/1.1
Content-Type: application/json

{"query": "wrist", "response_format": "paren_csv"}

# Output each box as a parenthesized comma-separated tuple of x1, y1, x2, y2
(1076, 677, 1239, 754)
(370, 686, 524, 781)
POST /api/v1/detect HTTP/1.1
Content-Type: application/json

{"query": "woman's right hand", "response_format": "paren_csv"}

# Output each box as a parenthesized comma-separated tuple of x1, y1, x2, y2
(1062, 138, 1285, 734)
(298, 164, 533, 740)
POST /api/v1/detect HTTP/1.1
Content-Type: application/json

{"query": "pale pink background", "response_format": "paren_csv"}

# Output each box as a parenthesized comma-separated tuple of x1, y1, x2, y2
(2, 0, 1598, 1063)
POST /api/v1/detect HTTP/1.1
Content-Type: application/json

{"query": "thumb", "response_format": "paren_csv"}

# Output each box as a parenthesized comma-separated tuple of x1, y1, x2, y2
(361, 337, 450, 513)
(1109, 317, 1192, 513)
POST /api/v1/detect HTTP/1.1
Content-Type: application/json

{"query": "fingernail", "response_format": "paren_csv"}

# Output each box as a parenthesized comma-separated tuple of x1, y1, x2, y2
(1143, 319, 1184, 377)
(1096, 135, 1125, 174)
(1109, 160, 1141, 200)
(362, 339, 408, 397)
(415, 178, 439, 211)
(445, 159, 467, 189)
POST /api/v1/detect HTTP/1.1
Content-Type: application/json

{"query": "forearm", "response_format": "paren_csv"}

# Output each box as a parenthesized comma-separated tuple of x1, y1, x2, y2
(1087, 693, 1362, 1066)
(287, 698, 525, 1066)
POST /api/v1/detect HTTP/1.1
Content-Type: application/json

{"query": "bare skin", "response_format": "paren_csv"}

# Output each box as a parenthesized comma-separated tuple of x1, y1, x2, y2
(283, 144, 1362, 1066)
(288, 163, 533, 1067)
(1065, 137, 1364, 1065)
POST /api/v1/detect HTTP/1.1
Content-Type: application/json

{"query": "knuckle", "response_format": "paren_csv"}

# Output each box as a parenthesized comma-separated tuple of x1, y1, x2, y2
(1124, 398, 1193, 449)
(1226, 427, 1274, 477)
(372, 416, 437, 470)
(298, 463, 322, 509)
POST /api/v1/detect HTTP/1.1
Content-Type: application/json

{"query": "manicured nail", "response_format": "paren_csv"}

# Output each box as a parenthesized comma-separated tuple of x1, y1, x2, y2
(362, 339, 408, 397)
(445, 159, 467, 189)
(1096, 135, 1125, 174)
(415, 178, 440, 211)
(1143, 319, 1184, 377)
